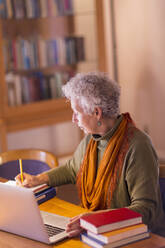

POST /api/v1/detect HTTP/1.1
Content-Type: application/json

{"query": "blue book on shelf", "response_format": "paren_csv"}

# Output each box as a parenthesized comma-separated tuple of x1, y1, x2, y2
(35, 187, 56, 205)
(63, 0, 73, 15)
(0, 0, 6, 18)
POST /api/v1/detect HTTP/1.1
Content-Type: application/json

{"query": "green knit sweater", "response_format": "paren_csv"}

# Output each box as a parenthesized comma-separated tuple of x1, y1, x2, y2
(47, 115, 165, 236)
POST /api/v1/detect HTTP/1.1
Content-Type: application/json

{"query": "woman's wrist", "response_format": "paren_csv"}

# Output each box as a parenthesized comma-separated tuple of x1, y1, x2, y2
(36, 172, 50, 185)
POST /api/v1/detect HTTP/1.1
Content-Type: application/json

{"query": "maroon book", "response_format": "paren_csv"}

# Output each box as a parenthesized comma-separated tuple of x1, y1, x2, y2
(80, 208, 142, 234)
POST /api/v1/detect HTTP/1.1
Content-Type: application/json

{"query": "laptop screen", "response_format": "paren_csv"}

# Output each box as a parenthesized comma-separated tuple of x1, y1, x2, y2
(0, 183, 50, 243)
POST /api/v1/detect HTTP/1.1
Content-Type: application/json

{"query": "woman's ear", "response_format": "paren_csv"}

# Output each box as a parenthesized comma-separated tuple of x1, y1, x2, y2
(94, 107, 102, 119)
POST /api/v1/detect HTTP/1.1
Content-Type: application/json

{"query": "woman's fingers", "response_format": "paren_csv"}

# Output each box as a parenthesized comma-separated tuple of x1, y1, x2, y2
(66, 220, 83, 237)
(66, 214, 86, 237)
(15, 173, 28, 186)
(67, 227, 83, 237)
(15, 173, 37, 187)
(66, 212, 94, 237)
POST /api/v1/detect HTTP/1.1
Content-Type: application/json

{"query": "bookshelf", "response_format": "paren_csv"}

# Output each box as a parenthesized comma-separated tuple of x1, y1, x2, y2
(0, 0, 105, 153)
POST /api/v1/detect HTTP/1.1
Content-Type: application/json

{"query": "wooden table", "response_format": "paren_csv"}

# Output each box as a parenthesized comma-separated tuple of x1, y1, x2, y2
(0, 179, 165, 247)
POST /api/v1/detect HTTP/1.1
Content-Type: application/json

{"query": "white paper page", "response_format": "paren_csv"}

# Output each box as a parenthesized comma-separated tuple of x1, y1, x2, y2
(4, 180, 47, 192)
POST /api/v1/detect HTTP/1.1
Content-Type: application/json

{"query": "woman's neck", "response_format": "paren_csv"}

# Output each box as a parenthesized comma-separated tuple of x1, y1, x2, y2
(97, 118, 117, 136)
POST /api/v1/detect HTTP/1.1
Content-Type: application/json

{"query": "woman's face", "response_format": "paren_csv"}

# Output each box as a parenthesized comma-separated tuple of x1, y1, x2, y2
(71, 99, 97, 134)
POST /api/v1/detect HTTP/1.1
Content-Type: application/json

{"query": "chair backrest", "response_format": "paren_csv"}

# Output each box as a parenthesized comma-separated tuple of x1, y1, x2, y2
(0, 149, 58, 180)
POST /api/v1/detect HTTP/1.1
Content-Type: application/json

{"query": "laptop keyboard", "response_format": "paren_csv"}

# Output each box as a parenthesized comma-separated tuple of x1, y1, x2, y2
(45, 224, 65, 237)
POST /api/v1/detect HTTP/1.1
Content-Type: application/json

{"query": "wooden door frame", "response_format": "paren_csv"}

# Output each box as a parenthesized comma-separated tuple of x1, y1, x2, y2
(95, 0, 107, 72)
(95, 0, 117, 81)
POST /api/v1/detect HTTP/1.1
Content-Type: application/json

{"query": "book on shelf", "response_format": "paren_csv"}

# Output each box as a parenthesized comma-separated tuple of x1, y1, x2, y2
(13, 0, 25, 19)
(0, 0, 6, 18)
(4, 180, 56, 205)
(80, 208, 142, 234)
(87, 223, 148, 244)
(5, 72, 16, 106)
(81, 231, 150, 248)
(1, 0, 73, 19)
(3, 36, 85, 70)
(49, 75, 57, 98)
(21, 76, 31, 103)
(14, 74, 22, 105)
(5, 71, 71, 106)
(7, 81, 16, 106)
(40, 0, 48, 18)
(5, 0, 13, 18)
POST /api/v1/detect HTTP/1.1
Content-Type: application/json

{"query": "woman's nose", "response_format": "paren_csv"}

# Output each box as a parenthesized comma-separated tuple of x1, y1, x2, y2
(72, 113, 78, 123)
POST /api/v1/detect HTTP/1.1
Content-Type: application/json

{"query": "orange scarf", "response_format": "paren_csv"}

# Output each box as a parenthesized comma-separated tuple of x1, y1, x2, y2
(76, 113, 134, 210)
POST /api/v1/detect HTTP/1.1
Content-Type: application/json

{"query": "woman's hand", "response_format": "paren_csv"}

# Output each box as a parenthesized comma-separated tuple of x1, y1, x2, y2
(15, 172, 39, 187)
(15, 172, 49, 187)
(66, 209, 111, 237)
(66, 212, 92, 237)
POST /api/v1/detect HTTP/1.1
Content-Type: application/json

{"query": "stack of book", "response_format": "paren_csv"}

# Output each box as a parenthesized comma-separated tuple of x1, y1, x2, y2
(80, 208, 150, 248)
(32, 183, 56, 205)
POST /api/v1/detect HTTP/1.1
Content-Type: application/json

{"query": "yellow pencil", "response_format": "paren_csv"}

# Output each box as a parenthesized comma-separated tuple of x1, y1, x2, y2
(19, 159, 24, 183)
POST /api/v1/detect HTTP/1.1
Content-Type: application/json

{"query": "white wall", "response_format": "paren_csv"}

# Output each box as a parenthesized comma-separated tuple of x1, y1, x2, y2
(8, 122, 80, 156)
(104, 0, 165, 159)
(7, 0, 98, 158)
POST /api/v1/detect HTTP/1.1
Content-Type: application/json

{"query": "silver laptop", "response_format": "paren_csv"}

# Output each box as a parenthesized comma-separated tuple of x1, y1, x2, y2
(0, 183, 70, 244)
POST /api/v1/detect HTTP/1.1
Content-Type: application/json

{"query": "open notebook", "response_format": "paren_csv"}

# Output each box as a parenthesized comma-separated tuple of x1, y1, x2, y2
(4, 180, 49, 193)
(4, 180, 56, 205)
(0, 183, 70, 244)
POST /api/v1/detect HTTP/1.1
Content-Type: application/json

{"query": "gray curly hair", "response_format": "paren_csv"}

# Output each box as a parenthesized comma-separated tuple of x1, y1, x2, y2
(62, 72, 120, 118)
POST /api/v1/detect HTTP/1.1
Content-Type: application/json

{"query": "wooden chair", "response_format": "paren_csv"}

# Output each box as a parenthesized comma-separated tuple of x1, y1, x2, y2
(0, 149, 58, 180)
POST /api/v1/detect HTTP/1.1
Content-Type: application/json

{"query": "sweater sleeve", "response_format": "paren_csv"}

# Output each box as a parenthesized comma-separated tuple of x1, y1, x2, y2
(125, 136, 162, 230)
(46, 135, 91, 186)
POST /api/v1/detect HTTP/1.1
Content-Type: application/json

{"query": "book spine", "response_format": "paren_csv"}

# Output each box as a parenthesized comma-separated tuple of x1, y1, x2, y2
(80, 233, 105, 248)
(35, 187, 56, 205)
(39, 0, 48, 18)
(22, 76, 31, 103)
(14, 74, 22, 105)
(5, 0, 13, 18)
(0, 0, 6, 18)
(34, 186, 51, 196)
(6, 73, 17, 106)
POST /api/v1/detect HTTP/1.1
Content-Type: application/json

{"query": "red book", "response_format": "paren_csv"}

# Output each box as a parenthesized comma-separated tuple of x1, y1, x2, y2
(80, 208, 142, 234)
(31, 183, 51, 194)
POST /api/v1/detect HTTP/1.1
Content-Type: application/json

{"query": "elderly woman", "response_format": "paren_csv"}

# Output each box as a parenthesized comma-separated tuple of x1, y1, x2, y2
(16, 72, 165, 237)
